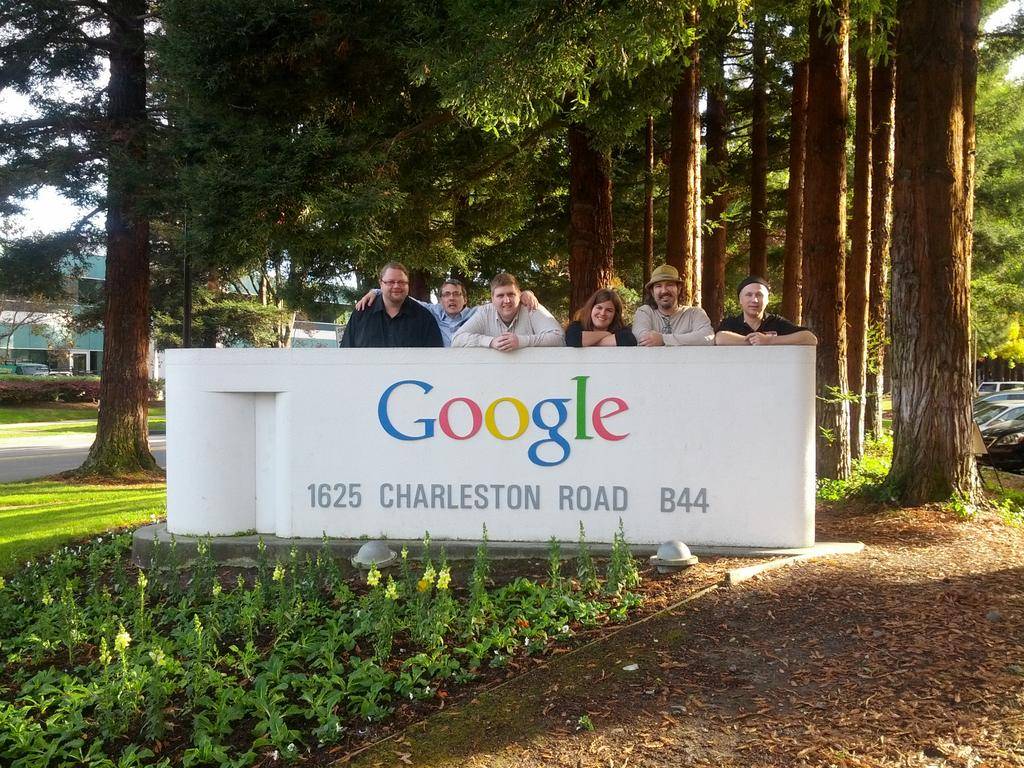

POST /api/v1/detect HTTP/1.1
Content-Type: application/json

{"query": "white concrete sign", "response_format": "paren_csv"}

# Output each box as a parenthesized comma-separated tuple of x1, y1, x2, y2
(166, 347, 815, 547)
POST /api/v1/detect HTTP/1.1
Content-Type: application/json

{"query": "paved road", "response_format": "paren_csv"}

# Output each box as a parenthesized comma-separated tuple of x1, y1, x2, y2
(0, 435, 166, 482)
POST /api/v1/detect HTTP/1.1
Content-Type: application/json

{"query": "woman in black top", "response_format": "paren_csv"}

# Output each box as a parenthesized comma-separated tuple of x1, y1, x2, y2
(565, 288, 638, 347)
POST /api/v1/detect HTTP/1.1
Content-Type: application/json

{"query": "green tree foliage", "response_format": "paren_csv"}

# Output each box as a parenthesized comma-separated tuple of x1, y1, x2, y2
(973, 23, 1024, 361)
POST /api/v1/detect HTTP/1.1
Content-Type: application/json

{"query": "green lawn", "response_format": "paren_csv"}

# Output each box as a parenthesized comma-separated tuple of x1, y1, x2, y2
(0, 480, 166, 573)
(0, 407, 165, 438)
(0, 404, 101, 424)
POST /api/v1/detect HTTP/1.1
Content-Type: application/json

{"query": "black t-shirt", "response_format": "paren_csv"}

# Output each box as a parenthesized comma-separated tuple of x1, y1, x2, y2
(339, 295, 443, 348)
(717, 313, 806, 336)
(565, 320, 638, 347)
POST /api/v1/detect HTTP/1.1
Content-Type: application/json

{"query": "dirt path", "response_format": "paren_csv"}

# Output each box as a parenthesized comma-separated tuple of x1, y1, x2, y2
(344, 503, 1024, 767)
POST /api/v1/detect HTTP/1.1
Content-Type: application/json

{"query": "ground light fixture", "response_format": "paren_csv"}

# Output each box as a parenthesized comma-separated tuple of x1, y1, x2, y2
(649, 541, 699, 573)
(351, 540, 398, 569)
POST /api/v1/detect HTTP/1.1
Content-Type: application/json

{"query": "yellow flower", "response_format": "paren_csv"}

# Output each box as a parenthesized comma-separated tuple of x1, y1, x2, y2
(99, 637, 112, 666)
(272, 563, 286, 582)
(417, 578, 430, 593)
(401, 546, 409, 561)
(0, 576, 5, 590)
(366, 565, 381, 587)
(436, 567, 451, 591)
(212, 583, 222, 597)
(114, 624, 131, 654)
(385, 577, 399, 601)
(137, 571, 148, 590)
(422, 564, 436, 586)
(41, 589, 53, 607)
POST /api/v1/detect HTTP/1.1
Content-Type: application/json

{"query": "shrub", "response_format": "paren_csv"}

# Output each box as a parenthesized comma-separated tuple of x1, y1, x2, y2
(0, 375, 102, 405)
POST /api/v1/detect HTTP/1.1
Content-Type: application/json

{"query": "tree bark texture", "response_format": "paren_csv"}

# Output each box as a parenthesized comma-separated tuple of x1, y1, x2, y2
(867, 48, 895, 441)
(887, 0, 978, 503)
(782, 59, 809, 324)
(749, 12, 769, 279)
(666, 42, 700, 304)
(643, 115, 655, 288)
(847, 33, 873, 461)
(962, 0, 979, 274)
(803, 0, 851, 480)
(409, 269, 431, 302)
(82, 0, 157, 475)
(567, 124, 614, 317)
(690, 80, 703, 304)
(702, 58, 729, 328)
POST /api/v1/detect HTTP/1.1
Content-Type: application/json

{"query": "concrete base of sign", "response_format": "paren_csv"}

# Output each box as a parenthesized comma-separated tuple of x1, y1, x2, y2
(131, 523, 860, 568)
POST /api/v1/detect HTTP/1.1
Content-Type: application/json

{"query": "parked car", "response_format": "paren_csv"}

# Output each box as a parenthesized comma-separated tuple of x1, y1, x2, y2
(974, 401, 1024, 430)
(974, 391, 1024, 412)
(12, 362, 51, 376)
(977, 381, 1024, 394)
(980, 418, 1024, 471)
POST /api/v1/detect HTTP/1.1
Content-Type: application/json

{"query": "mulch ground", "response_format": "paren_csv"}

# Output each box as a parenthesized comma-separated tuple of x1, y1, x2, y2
(342, 497, 1024, 768)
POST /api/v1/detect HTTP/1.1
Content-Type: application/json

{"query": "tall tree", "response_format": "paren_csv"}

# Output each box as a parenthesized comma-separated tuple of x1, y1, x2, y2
(782, 59, 809, 323)
(748, 8, 769, 278)
(867, 44, 895, 441)
(847, 26, 873, 461)
(887, 0, 978, 503)
(803, 0, 851, 480)
(1, 0, 158, 475)
(568, 124, 614, 315)
(666, 33, 701, 303)
(642, 115, 656, 287)
(702, 50, 730, 327)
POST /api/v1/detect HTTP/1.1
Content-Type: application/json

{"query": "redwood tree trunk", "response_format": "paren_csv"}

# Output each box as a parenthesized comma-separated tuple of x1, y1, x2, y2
(666, 35, 700, 304)
(567, 123, 614, 316)
(81, 0, 157, 475)
(409, 269, 430, 302)
(803, 0, 851, 480)
(702, 55, 729, 328)
(749, 11, 769, 278)
(643, 115, 655, 288)
(782, 59, 809, 323)
(690, 91, 702, 304)
(887, 0, 978, 503)
(847, 30, 873, 461)
(867, 46, 895, 441)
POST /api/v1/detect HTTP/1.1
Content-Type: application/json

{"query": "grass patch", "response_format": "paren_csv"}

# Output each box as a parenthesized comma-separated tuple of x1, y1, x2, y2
(0, 480, 165, 573)
(817, 433, 894, 502)
(0, 408, 165, 438)
(981, 475, 1024, 526)
(0, 403, 100, 424)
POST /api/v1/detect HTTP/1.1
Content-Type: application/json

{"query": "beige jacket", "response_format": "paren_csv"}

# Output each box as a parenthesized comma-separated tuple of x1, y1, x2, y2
(632, 304, 714, 346)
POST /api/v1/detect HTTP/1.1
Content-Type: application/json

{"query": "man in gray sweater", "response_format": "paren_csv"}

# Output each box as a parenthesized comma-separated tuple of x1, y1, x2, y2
(452, 273, 564, 351)
(632, 264, 714, 346)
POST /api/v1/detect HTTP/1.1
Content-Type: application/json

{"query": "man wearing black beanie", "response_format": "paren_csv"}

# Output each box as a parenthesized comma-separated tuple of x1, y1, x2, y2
(714, 276, 817, 346)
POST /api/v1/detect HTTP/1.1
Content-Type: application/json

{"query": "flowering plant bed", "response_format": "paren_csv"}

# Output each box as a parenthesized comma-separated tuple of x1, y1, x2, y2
(0, 525, 645, 767)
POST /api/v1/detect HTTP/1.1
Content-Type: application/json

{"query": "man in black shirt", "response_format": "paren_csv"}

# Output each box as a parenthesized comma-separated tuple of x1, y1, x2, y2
(339, 262, 443, 348)
(715, 276, 817, 346)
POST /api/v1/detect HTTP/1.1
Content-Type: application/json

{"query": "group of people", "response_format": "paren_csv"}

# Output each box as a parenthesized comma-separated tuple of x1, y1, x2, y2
(339, 262, 817, 349)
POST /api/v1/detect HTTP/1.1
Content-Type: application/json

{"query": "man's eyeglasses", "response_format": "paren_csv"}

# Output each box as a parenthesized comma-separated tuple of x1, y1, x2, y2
(440, 290, 463, 298)
(381, 280, 409, 287)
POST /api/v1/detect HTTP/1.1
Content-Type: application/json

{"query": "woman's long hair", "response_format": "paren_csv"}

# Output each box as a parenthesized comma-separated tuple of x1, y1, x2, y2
(575, 288, 626, 332)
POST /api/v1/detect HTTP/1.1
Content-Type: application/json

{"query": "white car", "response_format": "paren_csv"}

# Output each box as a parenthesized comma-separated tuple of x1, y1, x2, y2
(978, 380, 1024, 394)
(974, 391, 1024, 412)
(975, 401, 1024, 430)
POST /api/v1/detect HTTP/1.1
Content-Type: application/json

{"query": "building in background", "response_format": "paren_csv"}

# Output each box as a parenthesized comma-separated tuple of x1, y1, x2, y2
(0, 254, 105, 373)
